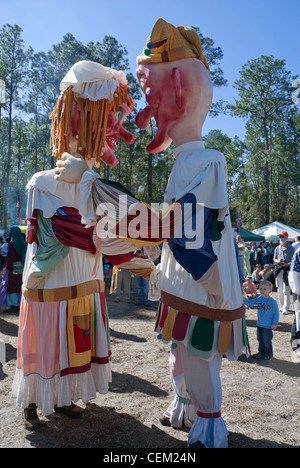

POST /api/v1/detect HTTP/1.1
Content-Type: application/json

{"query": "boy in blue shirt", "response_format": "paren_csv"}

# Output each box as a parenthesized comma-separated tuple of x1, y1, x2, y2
(244, 280, 279, 360)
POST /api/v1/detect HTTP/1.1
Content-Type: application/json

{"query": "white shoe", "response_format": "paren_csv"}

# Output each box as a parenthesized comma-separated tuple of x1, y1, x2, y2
(291, 350, 300, 363)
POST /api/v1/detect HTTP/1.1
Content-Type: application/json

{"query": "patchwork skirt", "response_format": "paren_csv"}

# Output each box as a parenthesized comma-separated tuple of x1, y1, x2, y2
(12, 280, 111, 416)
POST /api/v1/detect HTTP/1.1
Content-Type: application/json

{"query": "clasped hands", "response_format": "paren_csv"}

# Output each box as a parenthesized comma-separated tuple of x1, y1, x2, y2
(54, 152, 89, 184)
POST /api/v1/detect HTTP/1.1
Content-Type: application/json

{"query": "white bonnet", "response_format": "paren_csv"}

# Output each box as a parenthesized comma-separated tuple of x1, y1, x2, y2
(60, 60, 128, 102)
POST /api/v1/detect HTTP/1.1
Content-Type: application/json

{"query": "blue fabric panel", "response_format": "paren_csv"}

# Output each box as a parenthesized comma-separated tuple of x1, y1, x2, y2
(168, 193, 217, 280)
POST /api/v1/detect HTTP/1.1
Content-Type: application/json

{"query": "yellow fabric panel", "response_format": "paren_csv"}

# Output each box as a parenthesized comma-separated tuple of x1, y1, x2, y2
(218, 321, 232, 354)
(161, 308, 178, 341)
(67, 294, 95, 368)
(117, 236, 166, 247)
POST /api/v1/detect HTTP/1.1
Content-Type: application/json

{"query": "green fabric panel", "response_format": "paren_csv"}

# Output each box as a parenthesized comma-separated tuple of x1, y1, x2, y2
(186, 317, 217, 360)
(100, 178, 138, 199)
(10, 225, 27, 265)
(31, 210, 69, 277)
(210, 210, 224, 242)
(191, 317, 215, 351)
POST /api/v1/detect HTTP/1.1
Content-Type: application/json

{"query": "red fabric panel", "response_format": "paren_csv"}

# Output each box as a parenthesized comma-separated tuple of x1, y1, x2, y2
(27, 212, 39, 245)
(73, 323, 91, 354)
(51, 207, 96, 254)
(159, 304, 169, 328)
(196, 411, 221, 419)
(114, 200, 181, 242)
(104, 252, 137, 266)
(172, 311, 191, 341)
(154, 303, 163, 331)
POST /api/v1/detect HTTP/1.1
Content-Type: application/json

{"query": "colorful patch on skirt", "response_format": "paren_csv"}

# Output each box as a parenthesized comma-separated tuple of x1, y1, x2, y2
(61, 292, 110, 376)
(155, 302, 235, 359)
(186, 316, 218, 359)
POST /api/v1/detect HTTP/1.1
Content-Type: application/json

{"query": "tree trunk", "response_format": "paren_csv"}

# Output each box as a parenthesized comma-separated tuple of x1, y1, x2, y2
(263, 120, 270, 224)
(264, 157, 270, 224)
(4, 80, 13, 230)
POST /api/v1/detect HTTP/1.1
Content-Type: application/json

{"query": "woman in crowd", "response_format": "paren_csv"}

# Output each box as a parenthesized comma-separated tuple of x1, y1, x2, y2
(3, 226, 27, 312)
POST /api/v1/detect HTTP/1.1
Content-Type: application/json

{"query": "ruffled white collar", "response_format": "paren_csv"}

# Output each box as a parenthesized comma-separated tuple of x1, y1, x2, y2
(173, 140, 205, 160)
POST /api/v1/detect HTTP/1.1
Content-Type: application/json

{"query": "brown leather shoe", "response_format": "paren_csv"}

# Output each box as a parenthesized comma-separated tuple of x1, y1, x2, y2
(54, 403, 84, 419)
(24, 404, 41, 430)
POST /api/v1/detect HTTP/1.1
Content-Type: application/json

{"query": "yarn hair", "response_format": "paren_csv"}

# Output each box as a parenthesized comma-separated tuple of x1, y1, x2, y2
(50, 83, 133, 168)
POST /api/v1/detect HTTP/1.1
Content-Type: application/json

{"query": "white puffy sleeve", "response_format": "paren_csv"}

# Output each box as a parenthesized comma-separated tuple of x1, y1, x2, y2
(78, 170, 101, 226)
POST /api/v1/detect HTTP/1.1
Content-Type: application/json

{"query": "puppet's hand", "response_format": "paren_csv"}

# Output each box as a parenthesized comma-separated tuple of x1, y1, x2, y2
(54, 152, 89, 184)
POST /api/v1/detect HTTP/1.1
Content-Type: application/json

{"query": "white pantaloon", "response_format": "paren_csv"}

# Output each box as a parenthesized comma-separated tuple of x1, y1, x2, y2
(276, 270, 290, 313)
(168, 343, 228, 448)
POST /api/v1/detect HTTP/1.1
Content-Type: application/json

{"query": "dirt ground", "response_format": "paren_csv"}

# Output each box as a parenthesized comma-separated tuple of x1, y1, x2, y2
(0, 289, 299, 449)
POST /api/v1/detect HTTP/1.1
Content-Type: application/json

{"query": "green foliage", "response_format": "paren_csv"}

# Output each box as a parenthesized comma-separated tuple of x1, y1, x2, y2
(0, 23, 229, 228)
(2, 25, 297, 233)
(228, 55, 300, 229)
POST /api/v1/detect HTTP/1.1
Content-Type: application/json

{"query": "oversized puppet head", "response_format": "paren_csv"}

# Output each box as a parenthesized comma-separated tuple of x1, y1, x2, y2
(135, 18, 212, 153)
(50, 60, 134, 168)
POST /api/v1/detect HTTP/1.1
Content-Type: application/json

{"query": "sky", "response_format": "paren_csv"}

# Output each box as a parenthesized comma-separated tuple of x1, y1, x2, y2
(0, 0, 299, 141)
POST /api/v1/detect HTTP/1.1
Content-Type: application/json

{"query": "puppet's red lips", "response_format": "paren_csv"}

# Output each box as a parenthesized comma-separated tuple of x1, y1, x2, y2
(106, 137, 117, 149)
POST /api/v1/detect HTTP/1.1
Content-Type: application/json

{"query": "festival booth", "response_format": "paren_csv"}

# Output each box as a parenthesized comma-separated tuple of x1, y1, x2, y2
(233, 226, 265, 242)
(252, 221, 300, 242)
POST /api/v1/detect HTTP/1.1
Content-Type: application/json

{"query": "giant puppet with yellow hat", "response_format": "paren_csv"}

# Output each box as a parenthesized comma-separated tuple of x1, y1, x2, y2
(51, 20, 247, 448)
(12, 60, 162, 429)
(134, 19, 247, 449)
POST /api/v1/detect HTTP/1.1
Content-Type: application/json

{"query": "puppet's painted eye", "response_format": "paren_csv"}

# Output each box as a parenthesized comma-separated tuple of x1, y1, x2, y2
(116, 109, 123, 120)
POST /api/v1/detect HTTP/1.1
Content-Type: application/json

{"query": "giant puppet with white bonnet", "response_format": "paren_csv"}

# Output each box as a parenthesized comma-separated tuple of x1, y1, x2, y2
(52, 60, 134, 170)
(12, 60, 153, 429)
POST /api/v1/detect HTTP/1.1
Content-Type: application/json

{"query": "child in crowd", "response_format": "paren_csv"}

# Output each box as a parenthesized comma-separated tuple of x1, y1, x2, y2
(252, 263, 262, 287)
(244, 280, 279, 361)
(243, 275, 257, 298)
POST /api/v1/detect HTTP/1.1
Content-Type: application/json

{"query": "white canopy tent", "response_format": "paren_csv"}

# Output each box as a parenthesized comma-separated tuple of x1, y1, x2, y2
(252, 221, 300, 242)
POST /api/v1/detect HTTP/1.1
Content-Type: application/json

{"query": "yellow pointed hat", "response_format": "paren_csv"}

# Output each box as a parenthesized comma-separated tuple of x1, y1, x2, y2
(137, 18, 209, 70)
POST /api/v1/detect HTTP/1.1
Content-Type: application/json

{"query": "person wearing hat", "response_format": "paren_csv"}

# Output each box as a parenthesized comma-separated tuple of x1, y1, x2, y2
(273, 231, 295, 314)
(12, 61, 137, 429)
(134, 19, 246, 448)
